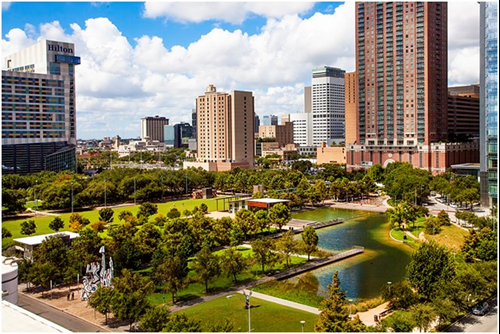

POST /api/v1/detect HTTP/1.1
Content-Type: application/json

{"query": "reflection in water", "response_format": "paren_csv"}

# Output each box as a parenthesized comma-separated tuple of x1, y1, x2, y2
(292, 272, 320, 296)
(292, 208, 412, 301)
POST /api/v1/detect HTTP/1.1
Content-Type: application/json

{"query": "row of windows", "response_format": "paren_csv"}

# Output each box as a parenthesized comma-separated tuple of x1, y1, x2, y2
(2, 130, 65, 138)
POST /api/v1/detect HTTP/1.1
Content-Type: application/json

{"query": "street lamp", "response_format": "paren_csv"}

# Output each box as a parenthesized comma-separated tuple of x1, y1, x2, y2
(348, 299, 353, 318)
(387, 282, 392, 296)
(134, 177, 137, 206)
(242, 289, 252, 332)
(71, 181, 74, 213)
(300, 321, 305, 332)
(104, 179, 107, 208)
(34, 180, 38, 217)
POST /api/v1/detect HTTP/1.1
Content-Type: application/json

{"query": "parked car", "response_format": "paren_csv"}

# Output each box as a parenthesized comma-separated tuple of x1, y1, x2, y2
(472, 301, 489, 316)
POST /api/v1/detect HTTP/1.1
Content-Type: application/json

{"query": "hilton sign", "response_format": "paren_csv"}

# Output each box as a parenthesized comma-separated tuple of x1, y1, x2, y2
(48, 44, 73, 54)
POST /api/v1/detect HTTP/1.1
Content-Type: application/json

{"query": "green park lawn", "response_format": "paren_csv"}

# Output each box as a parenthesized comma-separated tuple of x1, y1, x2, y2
(178, 294, 319, 332)
(2, 197, 225, 248)
(146, 246, 308, 305)
(424, 224, 469, 250)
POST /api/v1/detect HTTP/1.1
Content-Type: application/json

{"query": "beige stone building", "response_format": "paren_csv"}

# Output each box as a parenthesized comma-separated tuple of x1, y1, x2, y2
(258, 122, 294, 147)
(190, 84, 254, 170)
(316, 142, 346, 165)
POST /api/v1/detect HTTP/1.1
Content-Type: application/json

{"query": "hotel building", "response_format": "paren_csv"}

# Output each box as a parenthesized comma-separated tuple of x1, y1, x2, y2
(311, 66, 346, 146)
(347, 2, 478, 174)
(184, 84, 254, 171)
(479, 2, 498, 207)
(2, 40, 80, 174)
(141, 116, 169, 142)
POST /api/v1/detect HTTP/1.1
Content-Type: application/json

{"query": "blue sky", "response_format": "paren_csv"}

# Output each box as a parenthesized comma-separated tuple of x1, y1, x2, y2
(2, 2, 480, 139)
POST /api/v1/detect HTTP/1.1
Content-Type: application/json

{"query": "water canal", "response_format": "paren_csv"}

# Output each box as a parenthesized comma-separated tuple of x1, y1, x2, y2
(292, 207, 413, 301)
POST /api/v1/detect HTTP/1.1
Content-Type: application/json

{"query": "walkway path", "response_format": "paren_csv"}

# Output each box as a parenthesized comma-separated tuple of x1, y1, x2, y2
(237, 289, 320, 314)
(355, 302, 390, 327)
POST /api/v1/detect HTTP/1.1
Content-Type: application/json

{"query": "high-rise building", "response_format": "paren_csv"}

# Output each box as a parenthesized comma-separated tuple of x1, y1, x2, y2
(290, 112, 313, 147)
(191, 109, 197, 139)
(254, 114, 260, 133)
(311, 66, 346, 146)
(258, 122, 294, 147)
(281, 114, 290, 125)
(304, 86, 312, 113)
(479, 2, 498, 207)
(447, 85, 480, 142)
(347, 2, 478, 174)
(344, 72, 358, 145)
(188, 84, 254, 170)
(261, 115, 278, 126)
(141, 116, 169, 142)
(2, 40, 80, 174)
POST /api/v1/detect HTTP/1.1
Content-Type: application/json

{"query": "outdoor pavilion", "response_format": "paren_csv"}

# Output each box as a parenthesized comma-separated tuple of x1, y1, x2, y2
(228, 198, 290, 213)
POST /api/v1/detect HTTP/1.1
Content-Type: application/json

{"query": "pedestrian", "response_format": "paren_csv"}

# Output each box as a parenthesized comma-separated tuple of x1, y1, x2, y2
(71, 292, 74, 300)
(67, 294, 70, 301)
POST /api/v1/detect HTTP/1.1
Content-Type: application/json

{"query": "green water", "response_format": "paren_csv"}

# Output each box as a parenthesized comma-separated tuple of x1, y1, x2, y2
(292, 208, 412, 301)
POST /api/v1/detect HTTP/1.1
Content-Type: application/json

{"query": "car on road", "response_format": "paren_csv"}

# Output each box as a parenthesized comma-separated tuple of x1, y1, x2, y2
(472, 301, 489, 316)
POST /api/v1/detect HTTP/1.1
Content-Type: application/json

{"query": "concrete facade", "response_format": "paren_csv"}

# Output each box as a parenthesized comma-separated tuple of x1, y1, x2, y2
(316, 144, 347, 165)
(258, 122, 294, 147)
(141, 116, 169, 142)
(344, 71, 358, 145)
(195, 85, 254, 170)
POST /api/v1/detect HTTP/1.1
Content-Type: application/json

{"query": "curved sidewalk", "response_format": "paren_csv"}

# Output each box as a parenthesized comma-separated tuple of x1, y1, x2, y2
(238, 290, 320, 314)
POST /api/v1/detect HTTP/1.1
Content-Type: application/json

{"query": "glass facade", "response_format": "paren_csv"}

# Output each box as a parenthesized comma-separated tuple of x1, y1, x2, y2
(164, 125, 175, 147)
(482, 2, 498, 204)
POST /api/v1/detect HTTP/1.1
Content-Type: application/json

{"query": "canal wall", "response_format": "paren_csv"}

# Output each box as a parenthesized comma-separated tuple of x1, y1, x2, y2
(273, 246, 365, 280)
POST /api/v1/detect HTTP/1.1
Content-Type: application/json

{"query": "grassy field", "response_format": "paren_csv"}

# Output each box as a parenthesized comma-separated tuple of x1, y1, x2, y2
(147, 246, 307, 305)
(2, 197, 226, 248)
(178, 294, 319, 332)
(424, 224, 468, 250)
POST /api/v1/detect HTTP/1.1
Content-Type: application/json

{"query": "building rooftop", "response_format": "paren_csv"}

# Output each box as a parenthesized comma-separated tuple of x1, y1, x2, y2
(451, 163, 481, 170)
(2, 300, 70, 332)
(13, 231, 79, 246)
(246, 198, 290, 204)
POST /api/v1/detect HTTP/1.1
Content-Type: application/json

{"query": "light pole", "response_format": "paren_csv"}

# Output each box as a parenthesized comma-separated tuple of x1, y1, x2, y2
(300, 320, 305, 332)
(34, 180, 38, 217)
(387, 281, 392, 296)
(104, 179, 107, 208)
(348, 299, 353, 318)
(134, 177, 137, 205)
(185, 172, 188, 194)
(71, 181, 74, 213)
(242, 289, 252, 332)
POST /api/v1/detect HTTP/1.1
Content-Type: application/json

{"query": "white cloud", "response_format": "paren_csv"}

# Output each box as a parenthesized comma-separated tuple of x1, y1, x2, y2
(448, 2, 480, 86)
(142, 2, 314, 24)
(2, 2, 11, 11)
(2, 2, 481, 139)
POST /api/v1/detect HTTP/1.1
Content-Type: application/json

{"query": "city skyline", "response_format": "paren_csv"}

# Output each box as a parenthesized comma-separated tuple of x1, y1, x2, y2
(2, 1, 481, 139)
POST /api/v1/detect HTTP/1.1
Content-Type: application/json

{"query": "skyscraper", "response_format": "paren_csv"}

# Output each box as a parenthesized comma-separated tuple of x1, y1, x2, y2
(311, 66, 345, 146)
(2, 40, 80, 174)
(347, 2, 477, 173)
(141, 116, 169, 142)
(261, 115, 278, 126)
(189, 84, 254, 171)
(479, 2, 498, 207)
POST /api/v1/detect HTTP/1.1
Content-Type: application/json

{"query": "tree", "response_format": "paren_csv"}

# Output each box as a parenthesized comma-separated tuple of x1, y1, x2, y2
(200, 203, 208, 213)
(437, 210, 451, 226)
(461, 227, 497, 262)
(154, 254, 189, 304)
(111, 269, 154, 331)
(381, 311, 416, 332)
(220, 247, 251, 283)
(424, 216, 442, 235)
(49, 217, 65, 232)
(254, 210, 270, 233)
(2, 188, 26, 216)
(315, 271, 366, 332)
(2, 227, 12, 239)
(269, 203, 291, 232)
(90, 221, 107, 232)
(167, 208, 181, 219)
(410, 303, 436, 332)
(118, 210, 134, 221)
(162, 313, 202, 332)
(140, 306, 170, 332)
(98, 208, 115, 224)
(276, 230, 298, 269)
(250, 237, 275, 274)
(406, 241, 455, 301)
(88, 286, 115, 325)
(192, 245, 221, 292)
(20, 220, 36, 236)
(381, 281, 417, 310)
(235, 209, 257, 240)
(33, 235, 69, 283)
(301, 226, 319, 261)
(137, 202, 158, 221)
(207, 318, 238, 332)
